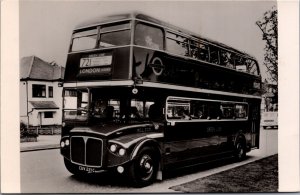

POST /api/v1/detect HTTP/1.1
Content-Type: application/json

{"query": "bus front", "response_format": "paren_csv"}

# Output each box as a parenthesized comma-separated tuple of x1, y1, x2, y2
(60, 17, 165, 186)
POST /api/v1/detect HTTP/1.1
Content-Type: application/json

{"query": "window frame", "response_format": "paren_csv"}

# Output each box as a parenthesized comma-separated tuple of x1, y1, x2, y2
(98, 21, 131, 48)
(165, 96, 248, 123)
(166, 31, 190, 56)
(48, 86, 53, 98)
(32, 84, 46, 98)
(134, 22, 165, 50)
(70, 27, 98, 52)
(44, 112, 54, 118)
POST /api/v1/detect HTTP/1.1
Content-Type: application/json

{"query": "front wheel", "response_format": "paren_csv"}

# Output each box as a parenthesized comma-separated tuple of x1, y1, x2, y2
(128, 147, 158, 187)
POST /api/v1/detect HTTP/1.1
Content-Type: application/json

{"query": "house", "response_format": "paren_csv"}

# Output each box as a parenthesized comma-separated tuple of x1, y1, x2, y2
(20, 56, 65, 127)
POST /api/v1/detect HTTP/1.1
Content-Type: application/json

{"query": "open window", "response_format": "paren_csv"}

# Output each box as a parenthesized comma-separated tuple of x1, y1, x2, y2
(209, 46, 220, 65)
(166, 32, 189, 56)
(190, 40, 209, 62)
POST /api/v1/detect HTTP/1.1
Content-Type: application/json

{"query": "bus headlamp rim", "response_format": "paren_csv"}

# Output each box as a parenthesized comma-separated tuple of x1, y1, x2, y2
(110, 144, 117, 153)
(118, 148, 126, 156)
(60, 141, 65, 148)
(65, 139, 70, 146)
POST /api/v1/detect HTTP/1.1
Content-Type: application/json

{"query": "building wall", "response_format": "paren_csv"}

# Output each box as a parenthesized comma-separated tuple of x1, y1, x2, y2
(20, 81, 28, 124)
(20, 80, 63, 126)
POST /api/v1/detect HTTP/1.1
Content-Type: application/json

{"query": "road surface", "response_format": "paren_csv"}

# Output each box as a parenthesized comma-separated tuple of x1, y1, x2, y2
(21, 129, 277, 193)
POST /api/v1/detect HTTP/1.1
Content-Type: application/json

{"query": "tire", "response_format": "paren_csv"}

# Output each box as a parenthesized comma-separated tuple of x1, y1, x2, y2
(235, 138, 246, 161)
(128, 146, 158, 187)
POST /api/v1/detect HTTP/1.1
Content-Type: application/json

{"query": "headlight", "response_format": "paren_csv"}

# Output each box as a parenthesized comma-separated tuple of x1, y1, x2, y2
(65, 139, 70, 146)
(110, 144, 117, 152)
(62, 122, 66, 127)
(60, 141, 65, 148)
(118, 148, 126, 156)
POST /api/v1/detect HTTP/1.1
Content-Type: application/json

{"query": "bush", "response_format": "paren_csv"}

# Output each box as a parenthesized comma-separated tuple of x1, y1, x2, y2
(20, 122, 38, 138)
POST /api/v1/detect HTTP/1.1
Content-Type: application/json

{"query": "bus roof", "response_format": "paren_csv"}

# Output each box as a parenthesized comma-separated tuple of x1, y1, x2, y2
(75, 12, 256, 60)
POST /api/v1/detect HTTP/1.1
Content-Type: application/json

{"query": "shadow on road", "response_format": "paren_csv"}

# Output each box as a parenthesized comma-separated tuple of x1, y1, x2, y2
(67, 155, 255, 188)
(69, 171, 133, 187)
(164, 155, 253, 179)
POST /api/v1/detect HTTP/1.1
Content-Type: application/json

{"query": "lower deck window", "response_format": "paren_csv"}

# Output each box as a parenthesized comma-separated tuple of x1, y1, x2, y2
(166, 97, 248, 121)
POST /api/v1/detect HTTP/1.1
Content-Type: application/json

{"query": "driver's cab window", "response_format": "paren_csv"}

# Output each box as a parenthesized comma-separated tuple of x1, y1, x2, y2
(91, 98, 120, 120)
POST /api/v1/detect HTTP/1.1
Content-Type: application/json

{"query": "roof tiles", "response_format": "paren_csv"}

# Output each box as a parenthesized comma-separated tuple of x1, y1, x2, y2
(20, 56, 65, 81)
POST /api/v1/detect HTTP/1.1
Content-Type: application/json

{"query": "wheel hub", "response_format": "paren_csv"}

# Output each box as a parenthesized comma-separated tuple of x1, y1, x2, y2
(139, 155, 153, 179)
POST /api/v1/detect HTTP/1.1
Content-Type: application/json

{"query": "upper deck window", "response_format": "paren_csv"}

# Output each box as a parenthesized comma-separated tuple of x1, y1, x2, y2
(134, 23, 164, 50)
(166, 32, 189, 56)
(190, 40, 209, 62)
(209, 46, 220, 65)
(71, 28, 98, 52)
(220, 50, 235, 68)
(99, 22, 131, 47)
(246, 59, 259, 75)
(70, 22, 131, 52)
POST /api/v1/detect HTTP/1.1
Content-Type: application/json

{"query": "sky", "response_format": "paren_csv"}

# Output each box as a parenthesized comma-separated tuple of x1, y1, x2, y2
(19, 1, 277, 81)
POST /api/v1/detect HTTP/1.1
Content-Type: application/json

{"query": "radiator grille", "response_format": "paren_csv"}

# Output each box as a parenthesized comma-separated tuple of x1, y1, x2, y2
(70, 136, 103, 167)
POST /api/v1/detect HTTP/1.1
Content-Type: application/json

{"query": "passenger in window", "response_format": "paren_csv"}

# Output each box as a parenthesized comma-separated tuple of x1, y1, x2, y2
(92, 100, 107, 118)
(191, 110, 205, 119)
(104, 106, 114, 121)
(148, 103, 163, 121)
(178, 109, 190, 120)
(145, 36, 159, 50)
(221, 52, 234, 68)
(130, 107, 141, 119)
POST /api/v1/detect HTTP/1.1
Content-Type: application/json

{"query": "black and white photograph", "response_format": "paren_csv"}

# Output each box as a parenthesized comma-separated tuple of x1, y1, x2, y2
(1, 0, 299, 193)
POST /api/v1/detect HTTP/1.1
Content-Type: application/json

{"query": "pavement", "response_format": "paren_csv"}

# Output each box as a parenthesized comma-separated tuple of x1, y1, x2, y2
(20, 127, 278, 157)
(21, 135, 61, 152)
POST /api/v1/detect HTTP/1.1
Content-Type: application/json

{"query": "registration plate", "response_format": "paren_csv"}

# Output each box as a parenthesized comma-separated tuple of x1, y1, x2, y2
(80, 55, 112, 67)
(79, 166, 96, 173)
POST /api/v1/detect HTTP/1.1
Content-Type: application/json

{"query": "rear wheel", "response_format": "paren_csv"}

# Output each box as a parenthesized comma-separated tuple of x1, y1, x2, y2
(235, 138, 246, 161)
(128, 146, 158, 187)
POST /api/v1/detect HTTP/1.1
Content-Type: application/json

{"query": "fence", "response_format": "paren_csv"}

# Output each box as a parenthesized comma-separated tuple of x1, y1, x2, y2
(27, 126, 62, 135)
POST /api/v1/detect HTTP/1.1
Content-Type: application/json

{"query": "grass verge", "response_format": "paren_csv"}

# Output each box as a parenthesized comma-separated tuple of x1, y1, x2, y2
(170, 154, 278, 192)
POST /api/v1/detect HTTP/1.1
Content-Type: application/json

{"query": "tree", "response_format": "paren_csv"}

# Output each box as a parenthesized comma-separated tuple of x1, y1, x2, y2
(256, 7, 278, 84)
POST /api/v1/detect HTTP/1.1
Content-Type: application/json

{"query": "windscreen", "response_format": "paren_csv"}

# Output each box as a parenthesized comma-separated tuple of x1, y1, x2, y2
(71, 22, 131, 52)
(71, 28, 98, 51)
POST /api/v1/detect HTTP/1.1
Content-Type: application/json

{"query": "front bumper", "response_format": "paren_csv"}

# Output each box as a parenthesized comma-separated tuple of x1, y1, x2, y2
(64, 157, 132, 175)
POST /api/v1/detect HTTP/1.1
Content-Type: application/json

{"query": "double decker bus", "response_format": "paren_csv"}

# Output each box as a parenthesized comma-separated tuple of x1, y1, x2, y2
(60, 13, 261, 186)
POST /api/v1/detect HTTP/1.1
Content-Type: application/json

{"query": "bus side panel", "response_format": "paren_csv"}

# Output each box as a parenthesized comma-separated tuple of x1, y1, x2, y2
(162, 120, 251, 169)
(163, 122, 219, 169)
